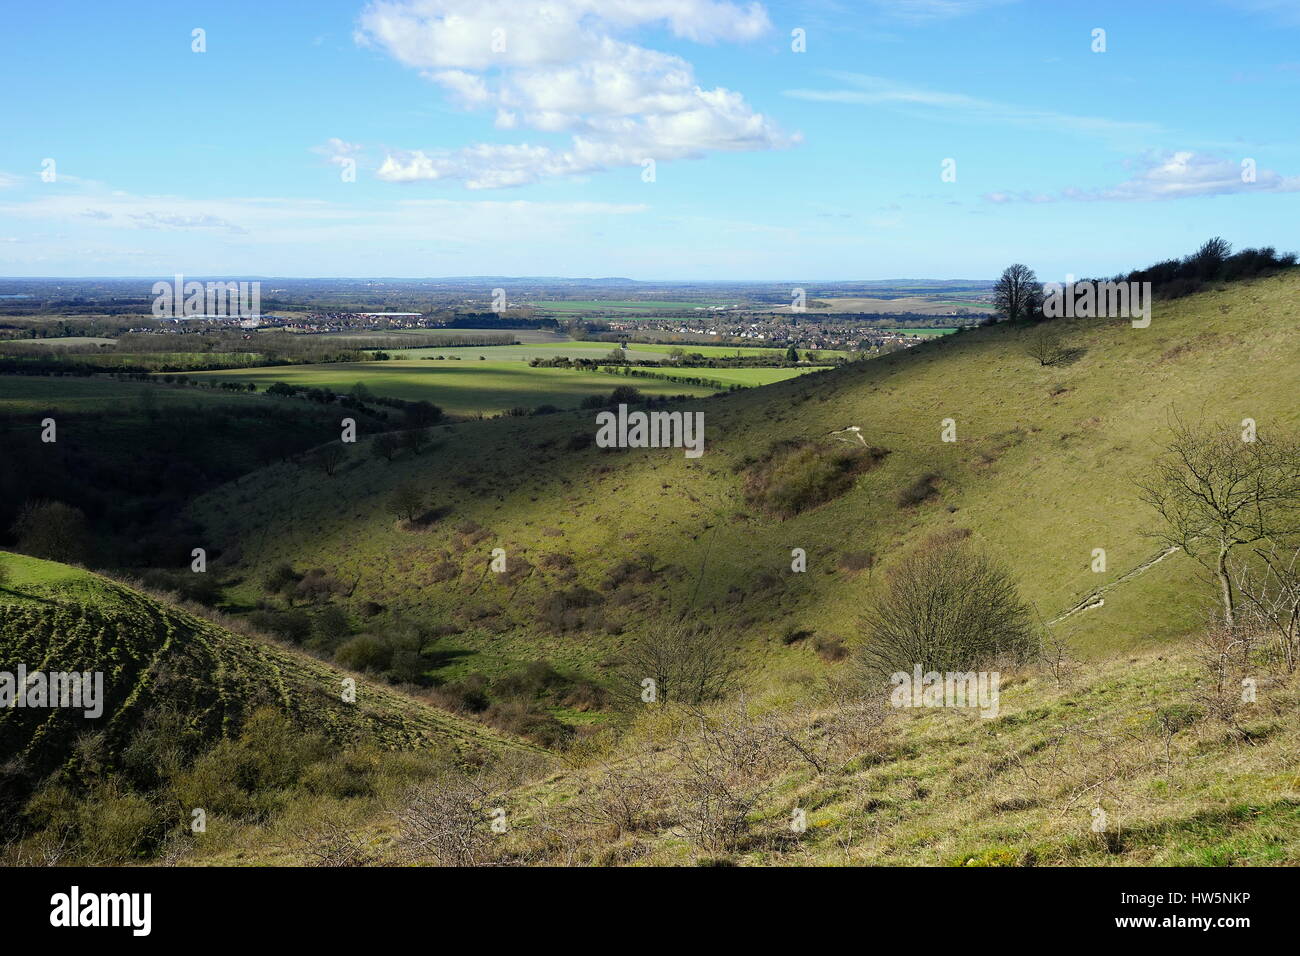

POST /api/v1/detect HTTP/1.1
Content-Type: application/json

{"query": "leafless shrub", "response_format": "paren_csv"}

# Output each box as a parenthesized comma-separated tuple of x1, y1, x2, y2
(859, 535, 1038, 674)
(615, 618, 740, 705)
(394, 772, 499, 867)
(1189, 622, 1258, 725)
(1230, 542, 1300, 673)
(1039, 625, 1081, 687)
(571, 753, 671, 837)
(286, 814, 380, 867)
(1023, 323, 1066, 366)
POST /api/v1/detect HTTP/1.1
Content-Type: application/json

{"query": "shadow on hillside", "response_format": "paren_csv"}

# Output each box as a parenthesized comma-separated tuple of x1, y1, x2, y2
(423, 648, 476, 671)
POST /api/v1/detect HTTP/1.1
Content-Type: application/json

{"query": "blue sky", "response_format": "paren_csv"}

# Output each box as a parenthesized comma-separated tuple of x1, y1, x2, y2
(2, 0, 1298, 279)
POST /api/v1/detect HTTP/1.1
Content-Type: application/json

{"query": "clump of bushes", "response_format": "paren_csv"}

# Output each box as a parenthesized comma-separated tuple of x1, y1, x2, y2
(838, 550, 875, 572)
(333, 620, 432, 683)
(1117, 237, 1296, 300)
(741, 440, 889, 518)
(429, 661, 607, 748)
(813, 634, 849, 662)
(859, 533, 1037, 674)
(895, 472, 940, 508)
(540, 586, 606, 632)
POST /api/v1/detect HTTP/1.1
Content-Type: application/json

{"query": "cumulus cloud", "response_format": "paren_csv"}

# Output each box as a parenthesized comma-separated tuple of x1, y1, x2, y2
(354, 0, 793, 188)
(984, 151, 1300, 204)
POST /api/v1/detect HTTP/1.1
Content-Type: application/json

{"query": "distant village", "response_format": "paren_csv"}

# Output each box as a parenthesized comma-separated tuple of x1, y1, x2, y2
(124, 304, 978, 354)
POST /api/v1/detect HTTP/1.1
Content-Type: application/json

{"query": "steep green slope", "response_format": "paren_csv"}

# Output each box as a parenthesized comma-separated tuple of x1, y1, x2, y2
(175, 642, 1300, 867)
(0, 552, 534, 788)
(189, 271, 1300, 684)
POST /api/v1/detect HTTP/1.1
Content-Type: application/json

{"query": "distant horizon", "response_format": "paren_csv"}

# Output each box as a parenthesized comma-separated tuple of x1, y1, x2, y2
(0, 275, 997, 284)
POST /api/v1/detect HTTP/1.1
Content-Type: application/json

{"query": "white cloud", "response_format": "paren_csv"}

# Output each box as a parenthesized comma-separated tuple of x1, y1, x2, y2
(0, 180, 648, 246)
(785, 73, 1159, 139)
(128, 211, 247, 233)
(0, 171, 24, 188)
(354, 0, 792, 187)
(985, 151, 1300, 203)
(312, 138, 366, 169)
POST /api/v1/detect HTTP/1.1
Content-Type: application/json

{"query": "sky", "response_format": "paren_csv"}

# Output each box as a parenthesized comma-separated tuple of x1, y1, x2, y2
(1, 0, 1298, 280)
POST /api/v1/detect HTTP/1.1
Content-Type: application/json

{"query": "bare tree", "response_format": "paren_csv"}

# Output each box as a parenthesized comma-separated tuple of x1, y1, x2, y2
(616, 618, 740, 706)
(859, 533, 1038, 674)
(1136, 420, 1300, 628)
(1230, 542, 1300, 671)
(1024, 323, 1065, 366)
(993, 263, 1044, 323)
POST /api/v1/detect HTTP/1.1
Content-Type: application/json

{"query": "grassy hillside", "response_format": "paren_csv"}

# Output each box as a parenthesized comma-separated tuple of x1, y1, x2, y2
(188, 271, 1299, 698)
(0, 552, 531, 783)
(171, 640, 1300, 867)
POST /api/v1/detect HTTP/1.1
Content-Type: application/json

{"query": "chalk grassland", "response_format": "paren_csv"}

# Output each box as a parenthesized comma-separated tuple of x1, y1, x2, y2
(216, 643, 1297, 866)
(179, 360, 720, 414)
(0, 551, 533, 767)
(187, 271, 1300, 696)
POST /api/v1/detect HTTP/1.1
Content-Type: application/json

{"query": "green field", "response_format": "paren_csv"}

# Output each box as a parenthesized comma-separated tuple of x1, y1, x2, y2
(384, 341, 848, 363)
(625, 343, 850, 359)
(883, 327, 960, 336)
(607, 365, 832, 387)
(0, 336, 118, 347)
(180, 360, 719, 414)
(0, 374, 267, 415)
(385, 343, 676, 362)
